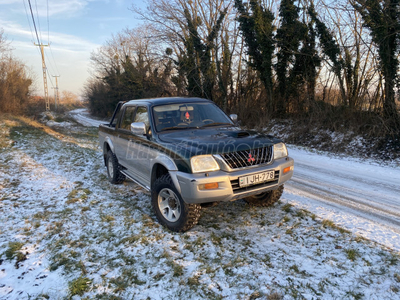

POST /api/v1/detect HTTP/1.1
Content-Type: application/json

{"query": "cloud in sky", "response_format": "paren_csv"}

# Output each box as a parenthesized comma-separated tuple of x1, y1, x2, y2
(11, 39, 95, 96)
(0, 0, 143, 96)
(0, 19, 32, 40)
(0, 18, 99, 52)
(1, 0, 22, 4)
(1, 29, 98, 96)
(12, 0, 88, 18)
(11, 0, 129, 18)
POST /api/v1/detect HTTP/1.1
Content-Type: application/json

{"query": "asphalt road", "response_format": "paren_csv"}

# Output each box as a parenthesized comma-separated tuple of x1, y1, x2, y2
(284, 149, 400, 246)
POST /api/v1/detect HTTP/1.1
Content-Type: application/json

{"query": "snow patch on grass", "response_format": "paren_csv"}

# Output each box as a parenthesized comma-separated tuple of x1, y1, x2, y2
(0, 114, 399, 299)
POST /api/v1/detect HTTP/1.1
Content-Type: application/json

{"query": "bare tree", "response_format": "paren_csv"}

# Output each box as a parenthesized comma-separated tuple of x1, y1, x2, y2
(132, 0, 237, 106)
(0, 29, 10, 55)
(0, 28, 33, 114)
(314, 0, 379, 111)
(351, 0, 400, 129)
(85, 25, 175, 117)
(0, 56, 33, 114)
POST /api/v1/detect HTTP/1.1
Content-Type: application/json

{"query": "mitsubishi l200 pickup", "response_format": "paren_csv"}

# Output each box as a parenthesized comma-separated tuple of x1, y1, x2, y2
(99, 97, 294, 232)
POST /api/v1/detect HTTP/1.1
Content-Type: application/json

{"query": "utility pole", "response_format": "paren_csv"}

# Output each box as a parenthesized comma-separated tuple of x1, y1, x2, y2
(34, 43, 50, 110)
(52, 75, 60, 111)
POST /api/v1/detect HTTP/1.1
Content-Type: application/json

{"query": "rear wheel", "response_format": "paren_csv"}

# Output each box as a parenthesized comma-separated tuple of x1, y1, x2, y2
(106, 150, 125, 184)
(244, 185, 284, 207)
(151, 174, 201, 232)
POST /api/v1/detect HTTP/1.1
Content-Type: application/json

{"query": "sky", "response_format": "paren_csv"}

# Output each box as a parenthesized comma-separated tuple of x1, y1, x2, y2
(0, 0, 146, 97)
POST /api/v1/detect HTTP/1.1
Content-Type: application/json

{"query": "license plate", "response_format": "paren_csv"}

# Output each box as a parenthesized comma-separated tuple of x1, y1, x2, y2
(239, 170, 275, 188)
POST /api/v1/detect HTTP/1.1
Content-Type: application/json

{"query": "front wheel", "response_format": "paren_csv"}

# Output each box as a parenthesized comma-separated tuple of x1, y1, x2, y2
(244, 185, 284, 207)
(151, 174, 201, 232)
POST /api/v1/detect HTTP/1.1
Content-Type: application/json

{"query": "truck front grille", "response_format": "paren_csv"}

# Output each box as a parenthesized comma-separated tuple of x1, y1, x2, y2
(220, 146, 273, 169)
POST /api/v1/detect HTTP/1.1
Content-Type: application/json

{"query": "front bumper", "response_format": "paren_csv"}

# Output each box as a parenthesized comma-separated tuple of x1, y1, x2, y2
(173, 157, 294, 204)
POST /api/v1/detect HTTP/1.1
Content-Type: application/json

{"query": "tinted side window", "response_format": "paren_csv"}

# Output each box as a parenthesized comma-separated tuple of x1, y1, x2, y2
(120, 106, 136, 130)
(111, 109, 121, 127)
(134, 106, 149, 127)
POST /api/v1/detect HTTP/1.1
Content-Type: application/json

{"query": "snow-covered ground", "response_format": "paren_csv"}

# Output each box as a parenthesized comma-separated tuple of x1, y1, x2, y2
(0, 113, 399, 299)
(68, 108, 106, 127)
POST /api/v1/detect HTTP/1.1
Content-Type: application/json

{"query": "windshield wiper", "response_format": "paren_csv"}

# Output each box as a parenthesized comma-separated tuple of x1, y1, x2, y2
(160, 126, 199, 132)
(201, 122, 233, 128)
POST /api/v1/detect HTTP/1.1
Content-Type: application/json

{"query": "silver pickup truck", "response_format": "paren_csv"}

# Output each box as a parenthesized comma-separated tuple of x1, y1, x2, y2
(99, 97, 294, 232)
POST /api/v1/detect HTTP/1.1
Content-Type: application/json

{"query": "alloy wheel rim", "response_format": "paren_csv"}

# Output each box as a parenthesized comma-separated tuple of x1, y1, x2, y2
(107, 159, 114, 178)
(158, 188, 181, 222)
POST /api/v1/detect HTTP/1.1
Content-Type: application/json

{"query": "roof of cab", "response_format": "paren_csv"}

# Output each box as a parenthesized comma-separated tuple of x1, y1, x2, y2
(124, 97, 212, 106)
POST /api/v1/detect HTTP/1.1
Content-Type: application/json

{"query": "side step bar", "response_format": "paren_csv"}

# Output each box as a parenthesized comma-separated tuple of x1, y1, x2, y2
(120, 170, 151, 191)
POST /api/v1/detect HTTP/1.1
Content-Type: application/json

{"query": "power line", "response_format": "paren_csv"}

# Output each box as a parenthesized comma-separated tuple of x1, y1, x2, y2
(35, 43, 50, 110)
(44, 0, 60, 77)
(47, 0, 49, 44)
(28, 0, 51, 110)
(25, 0, 60, 77)
(22, 0, 36, 44)
(44, 51, 55, 87)
(44, 49, 55, 76)
(46, 67, 55, 88)
(26, 0, 59, 111)
(34, 0, 43, 45)
(27, 0, 40, 45)
(49, 45, 60, 76)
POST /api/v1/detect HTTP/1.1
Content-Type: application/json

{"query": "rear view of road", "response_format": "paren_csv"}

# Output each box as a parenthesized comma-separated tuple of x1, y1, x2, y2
(69, 108, 105, 127)
(284, 147, 400, 251)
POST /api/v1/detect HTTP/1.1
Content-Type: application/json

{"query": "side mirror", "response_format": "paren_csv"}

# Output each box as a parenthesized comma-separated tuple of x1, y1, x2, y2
(229, 114, 238, 123)
(130, 122, 146, 136)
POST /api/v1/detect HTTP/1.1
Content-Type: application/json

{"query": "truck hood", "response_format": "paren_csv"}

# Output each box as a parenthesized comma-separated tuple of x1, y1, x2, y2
(157, 126, 281, 156)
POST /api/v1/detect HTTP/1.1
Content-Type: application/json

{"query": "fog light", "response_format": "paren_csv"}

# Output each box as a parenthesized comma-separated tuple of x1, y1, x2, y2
(283, 166, 294, 174)
(199, 182, 219, 190)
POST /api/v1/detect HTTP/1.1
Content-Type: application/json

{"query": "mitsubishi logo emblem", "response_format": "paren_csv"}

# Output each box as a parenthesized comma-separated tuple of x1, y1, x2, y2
(248, 152, 255, 163)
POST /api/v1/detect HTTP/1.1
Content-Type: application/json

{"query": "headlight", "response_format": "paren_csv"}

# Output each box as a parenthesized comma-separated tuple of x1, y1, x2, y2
(274, 143, 288, 159)
(190, 155, 220, 173)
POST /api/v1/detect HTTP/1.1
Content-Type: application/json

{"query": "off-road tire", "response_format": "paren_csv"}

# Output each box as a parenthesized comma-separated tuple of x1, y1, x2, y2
(151, 174, 201, 232)
(106, 150, 125, 184)
(244, 185, 284, 207)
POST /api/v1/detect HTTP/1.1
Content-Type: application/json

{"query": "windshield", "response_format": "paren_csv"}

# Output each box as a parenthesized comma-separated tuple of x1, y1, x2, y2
(152, 102, 234, 132)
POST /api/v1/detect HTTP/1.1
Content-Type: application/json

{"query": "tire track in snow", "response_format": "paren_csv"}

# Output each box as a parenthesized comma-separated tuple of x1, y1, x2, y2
(291, 168, 400, 216)
(285, 158, 400, 235)
(69, 109, 105, 127)
(295, 161, 400, 197)
(286, 178, 400, 232)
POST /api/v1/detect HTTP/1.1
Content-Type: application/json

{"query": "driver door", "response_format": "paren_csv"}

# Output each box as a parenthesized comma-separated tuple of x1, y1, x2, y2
(125, 106, 152, 187)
